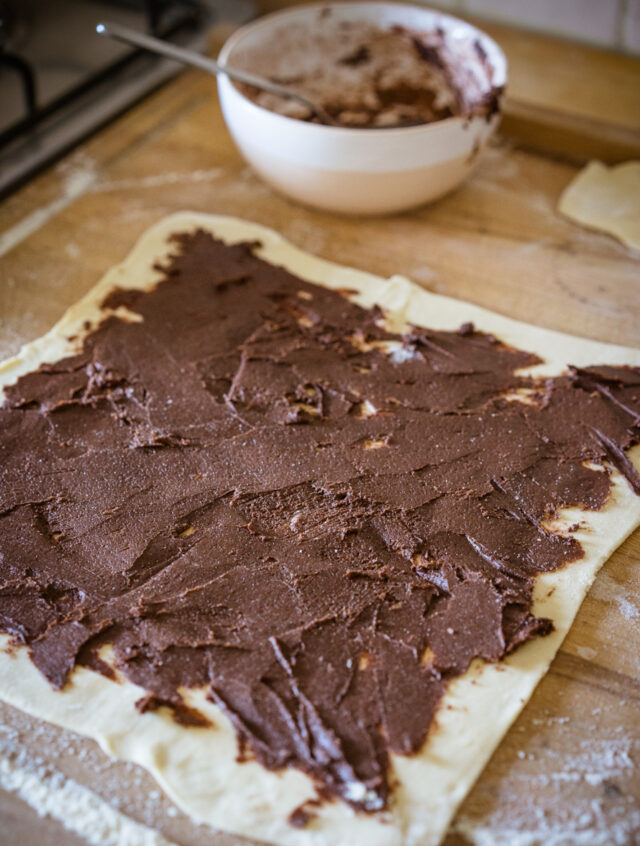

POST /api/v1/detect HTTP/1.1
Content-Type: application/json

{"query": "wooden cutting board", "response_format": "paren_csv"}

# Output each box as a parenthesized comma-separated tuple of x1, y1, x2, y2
(0, 13, 639, 846)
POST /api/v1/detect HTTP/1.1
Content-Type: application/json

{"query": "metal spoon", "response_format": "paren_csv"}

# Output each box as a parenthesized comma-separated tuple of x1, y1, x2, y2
(96, 21, 335, 126)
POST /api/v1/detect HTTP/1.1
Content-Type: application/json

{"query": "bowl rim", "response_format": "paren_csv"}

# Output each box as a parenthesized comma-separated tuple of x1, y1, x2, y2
(217, 0, 507, 137)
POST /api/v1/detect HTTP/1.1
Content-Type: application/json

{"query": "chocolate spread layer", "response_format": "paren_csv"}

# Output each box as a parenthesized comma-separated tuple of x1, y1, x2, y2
(1, 232, 639, 814)
(233, 18, 501, 127)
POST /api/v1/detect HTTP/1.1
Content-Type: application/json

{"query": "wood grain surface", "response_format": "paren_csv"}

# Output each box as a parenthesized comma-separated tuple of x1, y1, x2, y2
(0, 11, 639, 846)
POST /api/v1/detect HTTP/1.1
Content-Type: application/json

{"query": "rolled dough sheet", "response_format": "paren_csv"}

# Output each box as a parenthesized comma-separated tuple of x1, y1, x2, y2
(558, 160, 640, 250)
(1, 212, 639, 846)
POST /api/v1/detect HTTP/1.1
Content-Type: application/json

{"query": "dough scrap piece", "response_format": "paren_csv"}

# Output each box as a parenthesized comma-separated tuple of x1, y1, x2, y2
(0, 212, 639, 846)
(558, 160, 640, 250)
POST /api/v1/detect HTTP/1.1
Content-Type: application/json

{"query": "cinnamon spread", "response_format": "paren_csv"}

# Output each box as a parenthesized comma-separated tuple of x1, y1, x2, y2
(1, 231, 639, 814)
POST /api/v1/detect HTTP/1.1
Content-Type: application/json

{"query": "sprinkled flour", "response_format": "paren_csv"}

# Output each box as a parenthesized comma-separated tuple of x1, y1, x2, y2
(0, 748, 177, 846)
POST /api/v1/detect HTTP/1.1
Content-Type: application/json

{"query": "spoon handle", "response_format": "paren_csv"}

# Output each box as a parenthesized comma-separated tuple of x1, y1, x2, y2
(96, 21, 324, 118)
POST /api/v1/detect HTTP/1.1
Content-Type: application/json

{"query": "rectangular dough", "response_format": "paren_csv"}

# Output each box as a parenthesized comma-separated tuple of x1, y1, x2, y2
(1, 212, 639, 846)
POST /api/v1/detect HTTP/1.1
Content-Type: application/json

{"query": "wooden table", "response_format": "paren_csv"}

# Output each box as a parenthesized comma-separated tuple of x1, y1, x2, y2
(1, 12, 639, 846)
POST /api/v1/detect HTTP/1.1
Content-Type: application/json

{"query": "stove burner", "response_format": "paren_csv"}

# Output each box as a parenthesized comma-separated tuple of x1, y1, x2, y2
(1, 51, 37, 122)
(0, 0, 254, 197)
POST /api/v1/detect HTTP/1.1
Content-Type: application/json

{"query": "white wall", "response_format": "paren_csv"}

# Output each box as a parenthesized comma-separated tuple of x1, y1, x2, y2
(421, 0, 640, 55)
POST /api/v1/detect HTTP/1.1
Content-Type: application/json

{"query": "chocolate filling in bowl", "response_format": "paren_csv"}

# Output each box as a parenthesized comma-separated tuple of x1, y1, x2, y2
(230, 16, 502, 128)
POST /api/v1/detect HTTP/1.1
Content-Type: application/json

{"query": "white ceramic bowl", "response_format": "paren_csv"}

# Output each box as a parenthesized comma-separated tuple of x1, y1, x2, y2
(218, 2, 507, 215)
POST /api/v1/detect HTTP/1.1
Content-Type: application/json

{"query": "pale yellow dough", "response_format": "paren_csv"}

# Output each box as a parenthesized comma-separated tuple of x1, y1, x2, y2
(558, 160, 640, 250)
(1, 213, 639, 846)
